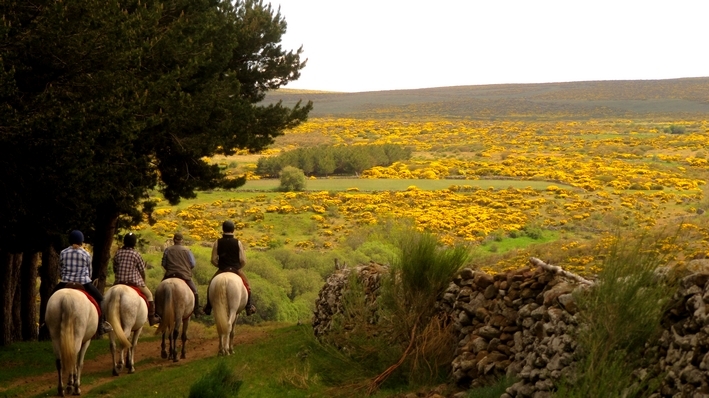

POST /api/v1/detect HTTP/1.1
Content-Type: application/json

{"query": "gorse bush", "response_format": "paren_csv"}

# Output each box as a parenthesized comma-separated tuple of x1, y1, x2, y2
(188, 360, 242, 398)
(553, 231, 678, 398)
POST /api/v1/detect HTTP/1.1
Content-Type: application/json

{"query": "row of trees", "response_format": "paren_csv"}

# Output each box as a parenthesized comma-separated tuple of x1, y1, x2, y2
(255, 144, 412, 177)
(0, 0, 311, 345)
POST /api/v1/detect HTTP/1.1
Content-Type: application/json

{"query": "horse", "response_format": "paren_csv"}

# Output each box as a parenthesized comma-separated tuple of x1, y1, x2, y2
(154, 278, 194, 362)
(102, 284, 148, 376)
(209, 272, 248, 356)
(45, 288, 98, 396)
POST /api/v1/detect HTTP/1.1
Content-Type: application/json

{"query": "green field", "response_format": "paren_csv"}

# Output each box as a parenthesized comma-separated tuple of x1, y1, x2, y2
(236, 178, 570, 192)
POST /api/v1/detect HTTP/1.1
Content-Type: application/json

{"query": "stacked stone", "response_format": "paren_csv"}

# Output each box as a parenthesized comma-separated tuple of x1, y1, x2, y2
(312, 262, 388, 339)
(502, 280, 580, 398)
(646, 272, 709, 397)
(440, 265, 583, 398)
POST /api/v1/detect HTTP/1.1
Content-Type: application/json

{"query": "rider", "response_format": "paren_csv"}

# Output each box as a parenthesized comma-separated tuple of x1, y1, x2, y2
(203, 220, 256, 316)
(160, 233, 203, 316)
(53, 230, 112, 335)
(112, 233, 161, 325)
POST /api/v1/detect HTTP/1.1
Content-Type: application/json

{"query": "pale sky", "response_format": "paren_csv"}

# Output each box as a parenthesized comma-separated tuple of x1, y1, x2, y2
(273, 0, 709, 93)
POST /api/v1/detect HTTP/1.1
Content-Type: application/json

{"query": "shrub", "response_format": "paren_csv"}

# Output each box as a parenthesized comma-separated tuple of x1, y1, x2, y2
(278, 166, 307, 192)
(188, 361, 242, 398)
(553, 231, 677, 397)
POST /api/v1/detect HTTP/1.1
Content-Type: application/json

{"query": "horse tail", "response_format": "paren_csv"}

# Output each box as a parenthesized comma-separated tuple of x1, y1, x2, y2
(59, 297, 77, 375)
(108, 291, 132, 349)
(155, 284, 174, 336)
(214, 277, 229, 336)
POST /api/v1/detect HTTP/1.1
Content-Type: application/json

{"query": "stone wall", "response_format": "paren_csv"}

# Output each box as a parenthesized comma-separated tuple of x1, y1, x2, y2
(312, 260, 709, 397)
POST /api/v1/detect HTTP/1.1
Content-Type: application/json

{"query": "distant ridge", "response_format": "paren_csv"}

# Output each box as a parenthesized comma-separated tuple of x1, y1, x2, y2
(266, 77, 709, 120)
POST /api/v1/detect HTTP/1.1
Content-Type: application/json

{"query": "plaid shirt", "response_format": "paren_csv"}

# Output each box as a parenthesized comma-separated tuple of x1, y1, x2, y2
(59, 246, 92, 284)
(113, 247, 147, 287)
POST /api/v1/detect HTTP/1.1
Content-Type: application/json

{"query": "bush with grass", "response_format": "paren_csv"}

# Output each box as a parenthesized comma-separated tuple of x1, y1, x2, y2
(553, 232, 678, 398)
(188, 361, 242, 398)
(322, 229, 471, 394)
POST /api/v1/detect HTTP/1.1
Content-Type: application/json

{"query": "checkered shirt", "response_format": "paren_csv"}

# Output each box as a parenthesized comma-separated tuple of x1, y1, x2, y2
(113, 247, 147, 287)
(59, 246, 92, 284)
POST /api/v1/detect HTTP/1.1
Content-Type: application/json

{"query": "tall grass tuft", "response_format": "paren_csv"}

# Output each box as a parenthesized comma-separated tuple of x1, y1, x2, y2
(372, 230, 471, 391)
(554, 231, 678, 398)
(188, 360, 243, 398)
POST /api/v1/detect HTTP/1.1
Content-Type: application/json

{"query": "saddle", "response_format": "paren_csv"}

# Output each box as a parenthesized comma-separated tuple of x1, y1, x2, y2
(58, 283, 101, 318)
(115, 282, 149, 307)
(213, 268, 250, 292)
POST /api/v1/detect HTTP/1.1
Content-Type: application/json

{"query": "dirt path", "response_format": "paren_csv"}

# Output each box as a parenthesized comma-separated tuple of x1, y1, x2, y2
(5, 327, 270, 398)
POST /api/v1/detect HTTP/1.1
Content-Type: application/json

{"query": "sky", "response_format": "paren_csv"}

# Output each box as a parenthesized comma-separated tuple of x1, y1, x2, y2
(273, 0, 709, 93)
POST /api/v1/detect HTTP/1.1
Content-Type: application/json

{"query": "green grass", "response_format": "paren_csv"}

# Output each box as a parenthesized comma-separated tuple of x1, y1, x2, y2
(236, 178, 568, 192)
(476, 230, 560, 254)
(0, 338, 113, 386)
(8, 324, 414, 398)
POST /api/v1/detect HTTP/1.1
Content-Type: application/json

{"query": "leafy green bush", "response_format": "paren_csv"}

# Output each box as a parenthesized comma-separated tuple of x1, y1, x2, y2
(278, 166, 307, 192)
(188, 361, 242, 398)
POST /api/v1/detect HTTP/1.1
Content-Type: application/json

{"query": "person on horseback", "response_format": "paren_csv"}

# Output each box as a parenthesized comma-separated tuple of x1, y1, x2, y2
(160, 233, 204, 316)
(53, 230, 113, 335)
(203, 220, 256, 316)
(112, 233, 161, 326)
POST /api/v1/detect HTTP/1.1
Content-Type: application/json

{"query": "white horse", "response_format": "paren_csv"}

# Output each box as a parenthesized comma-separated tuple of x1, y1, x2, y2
(102, 284, 148, 376)
(210, 272, 248, 356)
(45, 288, 98, 396)
(154, 278, 194, 362)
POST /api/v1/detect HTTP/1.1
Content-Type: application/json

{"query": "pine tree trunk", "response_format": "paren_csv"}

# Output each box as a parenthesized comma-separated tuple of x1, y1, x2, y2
(0, 251, 23, 346)
(20, 251, 39, 341)
(38, 243, 60, 341)
(92, 207, 119, 293)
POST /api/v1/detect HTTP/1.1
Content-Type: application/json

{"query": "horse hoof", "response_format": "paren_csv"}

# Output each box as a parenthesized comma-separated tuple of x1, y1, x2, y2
(172, 357, 179, 363)
(112, 369, 119, 376)
(161, 351, 168, 359)
(128, 368, 135, 374)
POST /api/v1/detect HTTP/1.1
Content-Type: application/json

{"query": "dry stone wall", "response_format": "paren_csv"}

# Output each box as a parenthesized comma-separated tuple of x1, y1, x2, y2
(312, 260, 709, 398)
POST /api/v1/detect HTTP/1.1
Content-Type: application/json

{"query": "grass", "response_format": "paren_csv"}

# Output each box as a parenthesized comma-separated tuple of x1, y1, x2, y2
(234, 178, 569, 192)
(552, 230, 678, 398)
(0, 337, 112, 386)
(6, 324, 417, 398)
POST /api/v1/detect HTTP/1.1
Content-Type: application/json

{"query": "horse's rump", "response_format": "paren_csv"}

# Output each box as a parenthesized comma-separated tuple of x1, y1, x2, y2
(46, 289, 97, 375)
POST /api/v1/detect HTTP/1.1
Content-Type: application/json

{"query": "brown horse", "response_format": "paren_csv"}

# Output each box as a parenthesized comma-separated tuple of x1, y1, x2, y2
(154, 278, 194, 362)
(209, 272, 248, 356)
(45, 288, 98, 396)
(103, 284, 148, 375)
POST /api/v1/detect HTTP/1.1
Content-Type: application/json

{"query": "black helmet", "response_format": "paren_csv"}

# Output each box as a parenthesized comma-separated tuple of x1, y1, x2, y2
(123, 233, 137, 248)
(69, 230, 84, 245)
(222, 220, 235, 233)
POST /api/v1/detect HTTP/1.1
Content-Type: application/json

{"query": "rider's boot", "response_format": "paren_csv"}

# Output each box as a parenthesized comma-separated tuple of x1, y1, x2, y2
(148, 301, 161, 326)
(245, 293, 256, 316)
(193, 293, 204, 316)
(203, 295, 212, 316)
(97, 314, 113, 335)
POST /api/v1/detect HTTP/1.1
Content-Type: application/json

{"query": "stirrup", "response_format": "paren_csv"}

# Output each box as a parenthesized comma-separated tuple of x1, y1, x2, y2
(246, 304, 256, 316)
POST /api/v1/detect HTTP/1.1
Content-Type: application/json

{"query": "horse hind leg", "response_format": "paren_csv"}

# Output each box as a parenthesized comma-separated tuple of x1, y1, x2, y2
(56, 358, 65, 397)
(171, 328, 179, 362)
(160, 332, 168, 359)
(228, 322, 236, 355)
(180, 319, 189, 359)
(110, 336, 120, 376)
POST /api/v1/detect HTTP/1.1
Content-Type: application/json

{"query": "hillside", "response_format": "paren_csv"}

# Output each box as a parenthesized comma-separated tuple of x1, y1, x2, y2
(264, 77, 709, 120)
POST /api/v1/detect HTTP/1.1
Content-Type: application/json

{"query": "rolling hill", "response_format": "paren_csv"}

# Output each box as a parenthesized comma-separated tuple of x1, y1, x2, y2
(264, 77, 709, 120)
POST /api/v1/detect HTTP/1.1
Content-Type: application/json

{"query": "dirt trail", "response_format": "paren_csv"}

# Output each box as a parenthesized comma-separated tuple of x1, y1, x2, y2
(4, 327, 269, 398)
